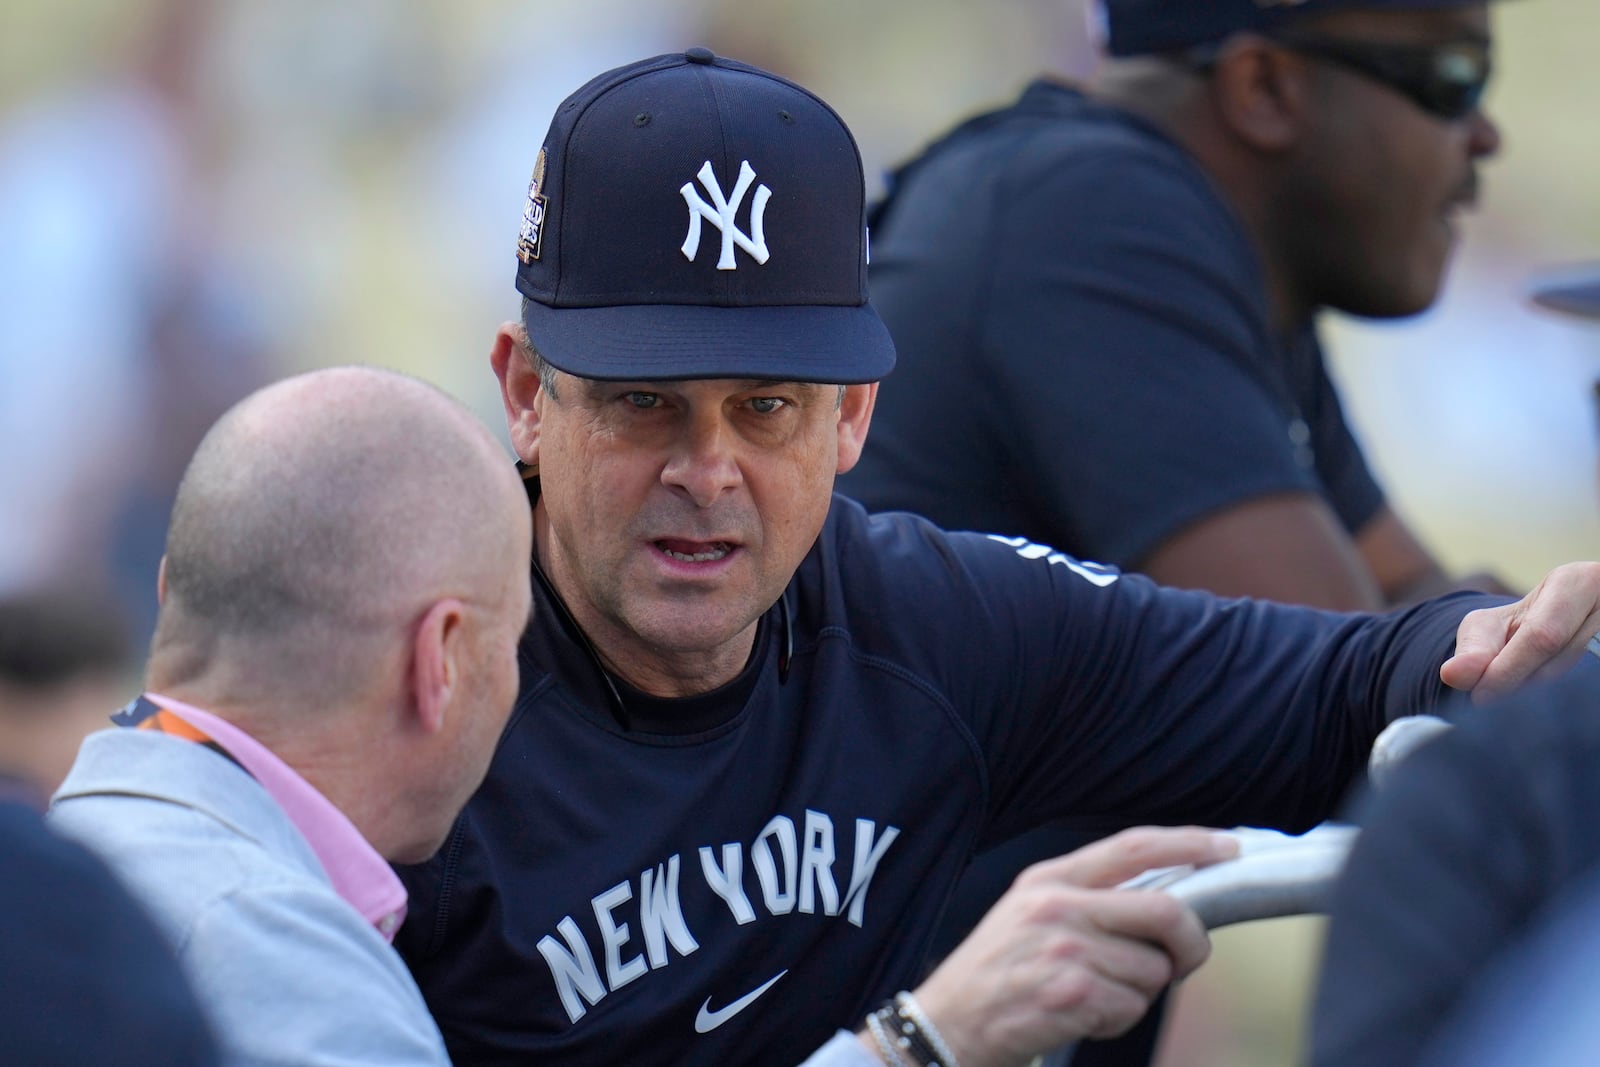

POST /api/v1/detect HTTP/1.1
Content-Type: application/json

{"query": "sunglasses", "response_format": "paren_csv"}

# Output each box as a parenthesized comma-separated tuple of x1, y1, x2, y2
(1262, 33, 1493, 121)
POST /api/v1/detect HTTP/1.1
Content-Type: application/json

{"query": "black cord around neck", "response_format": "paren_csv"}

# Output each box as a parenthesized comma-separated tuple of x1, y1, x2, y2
(529, 554, 632, 730)
(529, 555, 793, 730)
(778, 590, 792, 683)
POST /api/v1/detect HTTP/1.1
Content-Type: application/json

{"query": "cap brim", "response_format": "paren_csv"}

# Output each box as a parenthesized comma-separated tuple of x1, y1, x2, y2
(521, 300, 897, 384)
(1530, 263, 1600, 321)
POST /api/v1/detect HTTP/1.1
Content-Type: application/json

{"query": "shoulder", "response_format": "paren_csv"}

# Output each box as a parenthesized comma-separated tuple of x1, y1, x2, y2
(805, 495, 1014, 592)
(49, 731, 332, 946)
(183, 883, 451, 1065)
(802, 497, 1127, 637)
(894, 81, 1192, 181)
(889, 81, 1221, 219)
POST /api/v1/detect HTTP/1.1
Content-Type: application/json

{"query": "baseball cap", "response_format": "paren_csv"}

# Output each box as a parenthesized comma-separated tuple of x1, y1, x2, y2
(1096, 0, 1494, 57)
(1530, 263, 1600, 320)
(514, 48, 895, 384)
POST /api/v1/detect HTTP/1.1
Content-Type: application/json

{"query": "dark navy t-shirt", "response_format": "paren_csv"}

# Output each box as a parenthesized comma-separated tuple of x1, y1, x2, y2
(396, 495, 1482, 1066)
(840, 79, 1383, 566)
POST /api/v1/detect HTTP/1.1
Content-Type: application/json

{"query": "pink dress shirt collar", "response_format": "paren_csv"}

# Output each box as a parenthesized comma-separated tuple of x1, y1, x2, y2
(145, 692, 408, 942)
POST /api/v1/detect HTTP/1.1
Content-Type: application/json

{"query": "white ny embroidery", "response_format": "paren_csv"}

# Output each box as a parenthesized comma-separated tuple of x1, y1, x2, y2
(680, 160, 771, 270)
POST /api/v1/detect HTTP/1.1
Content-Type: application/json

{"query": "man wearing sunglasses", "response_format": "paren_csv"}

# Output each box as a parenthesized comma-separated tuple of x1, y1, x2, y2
(839, 1, 1510, 1062)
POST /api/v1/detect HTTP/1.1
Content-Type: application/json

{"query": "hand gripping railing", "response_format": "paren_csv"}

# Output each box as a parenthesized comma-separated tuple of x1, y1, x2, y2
(1032, 718, 1454, 1067)
(1120, 715, 1452, 929)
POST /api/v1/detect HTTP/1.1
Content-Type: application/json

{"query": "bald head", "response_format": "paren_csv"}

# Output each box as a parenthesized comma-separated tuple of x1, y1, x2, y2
(150, 366, 529, 703)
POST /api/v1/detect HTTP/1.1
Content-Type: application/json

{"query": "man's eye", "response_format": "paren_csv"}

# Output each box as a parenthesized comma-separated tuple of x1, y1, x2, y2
(625, 392, 661, 409)
(750, 397, 786, 414)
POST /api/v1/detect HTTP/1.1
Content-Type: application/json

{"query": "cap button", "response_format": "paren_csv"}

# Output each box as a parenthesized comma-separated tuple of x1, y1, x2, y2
(684, 47, 715, 65)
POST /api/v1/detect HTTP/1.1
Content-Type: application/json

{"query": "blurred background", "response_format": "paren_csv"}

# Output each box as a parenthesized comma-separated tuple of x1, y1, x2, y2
(2, 0, 1597, 1061)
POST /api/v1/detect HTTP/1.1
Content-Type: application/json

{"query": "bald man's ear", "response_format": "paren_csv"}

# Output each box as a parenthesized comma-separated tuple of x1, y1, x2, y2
(833, 382, 878, 476)
(1209, 38, 1308, 153)
(491, 324, 543, 466)
(156, 555, 169, 606)
(412, 598, 466, 736)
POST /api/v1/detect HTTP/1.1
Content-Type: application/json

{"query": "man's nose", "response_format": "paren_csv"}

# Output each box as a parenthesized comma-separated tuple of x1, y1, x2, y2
(661, 412, 743, 507)
(1467, 105, 1502, 160)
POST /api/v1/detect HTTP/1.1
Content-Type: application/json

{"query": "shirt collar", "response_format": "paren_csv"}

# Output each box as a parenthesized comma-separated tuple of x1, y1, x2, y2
(145, 692, 408, 942)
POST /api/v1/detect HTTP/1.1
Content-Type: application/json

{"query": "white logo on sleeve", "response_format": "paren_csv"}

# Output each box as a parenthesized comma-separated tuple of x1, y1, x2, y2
(987, 535, 1120, 587)
(681, 160, 771, 269)
(694, 969, 788, 1033)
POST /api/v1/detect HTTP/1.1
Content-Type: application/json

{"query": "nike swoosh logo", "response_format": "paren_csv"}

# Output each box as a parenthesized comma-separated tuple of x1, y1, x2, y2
(694, 969, 788, 1034)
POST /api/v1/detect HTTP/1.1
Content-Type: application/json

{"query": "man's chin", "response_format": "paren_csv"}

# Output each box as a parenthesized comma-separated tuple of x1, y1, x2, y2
(390, 832, 450, 867)
(1341, 271, 1447, 321)
(624, 603, 766, 657)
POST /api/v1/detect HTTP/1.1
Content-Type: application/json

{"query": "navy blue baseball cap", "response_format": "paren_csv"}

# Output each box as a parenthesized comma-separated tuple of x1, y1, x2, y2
(1097, 0, 1493, 57)
(514, 48, 895, 384)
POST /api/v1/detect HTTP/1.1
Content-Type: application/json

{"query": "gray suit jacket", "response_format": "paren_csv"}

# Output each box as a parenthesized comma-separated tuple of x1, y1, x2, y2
(49, 728, 450, 1067)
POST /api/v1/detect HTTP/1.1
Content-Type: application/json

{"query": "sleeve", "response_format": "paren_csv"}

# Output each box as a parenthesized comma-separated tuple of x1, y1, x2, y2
(181, 885, 452, 1067)
(861, 516, 1488, 846)
(980, 146, 1327, 566)
(1309, 675, 1600, 1066)
(793, 1031, 882, 1067)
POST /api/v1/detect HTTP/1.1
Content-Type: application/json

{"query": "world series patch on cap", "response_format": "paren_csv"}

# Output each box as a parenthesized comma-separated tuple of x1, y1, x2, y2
(515, 48, 896, 384)
(1095, 0, 1496, 56)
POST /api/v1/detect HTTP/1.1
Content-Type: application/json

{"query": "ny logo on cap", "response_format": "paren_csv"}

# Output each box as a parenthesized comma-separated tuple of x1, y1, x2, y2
(681, 160, 771, 270)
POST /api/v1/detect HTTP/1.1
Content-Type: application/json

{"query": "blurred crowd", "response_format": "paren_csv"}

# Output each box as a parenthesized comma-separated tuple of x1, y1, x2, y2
(5, 0, 1598, 635)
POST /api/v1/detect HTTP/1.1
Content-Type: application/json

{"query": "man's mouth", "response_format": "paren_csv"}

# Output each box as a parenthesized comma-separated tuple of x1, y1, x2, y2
(657, 540, 733, 563)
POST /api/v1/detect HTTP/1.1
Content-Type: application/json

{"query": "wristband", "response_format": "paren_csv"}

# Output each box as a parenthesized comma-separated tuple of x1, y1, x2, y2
(863, 993, 960, 1067)
(894, 992, 960, 1067)
(865, 1006, 910, 1066)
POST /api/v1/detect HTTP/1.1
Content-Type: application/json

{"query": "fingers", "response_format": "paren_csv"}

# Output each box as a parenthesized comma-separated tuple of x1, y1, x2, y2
(1443, 563, 1600, 702)
(1438, 614, 1498, 693)
(1013, 827, 1233, 980)
(1079, 885, 1213, 984)
(911, 828, 1232, 1067)
(1026, 825, 1240, 891)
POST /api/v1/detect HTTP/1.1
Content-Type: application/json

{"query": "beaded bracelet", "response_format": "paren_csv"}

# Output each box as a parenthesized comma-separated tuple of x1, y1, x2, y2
(865, 1006, 910, 1067)
(863, 993, 961, 1067)
(895, 992, 961, 1067)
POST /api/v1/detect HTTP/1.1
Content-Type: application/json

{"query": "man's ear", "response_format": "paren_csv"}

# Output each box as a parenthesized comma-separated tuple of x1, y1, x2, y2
(490, 324, 544, 465)
(156, 555, 169, 606)
(834, 382, 879, 475)
(411, 598, 466, 736)
(1209, 38, 1309, 153)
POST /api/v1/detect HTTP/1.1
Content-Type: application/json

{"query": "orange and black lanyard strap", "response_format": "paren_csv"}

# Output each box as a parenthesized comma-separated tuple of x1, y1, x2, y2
(112, 696, 247, 774)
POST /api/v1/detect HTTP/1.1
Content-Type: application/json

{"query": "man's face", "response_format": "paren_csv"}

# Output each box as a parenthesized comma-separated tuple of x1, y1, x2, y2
(512, 350, 871, 694)
(1284, 4, 1500, 317)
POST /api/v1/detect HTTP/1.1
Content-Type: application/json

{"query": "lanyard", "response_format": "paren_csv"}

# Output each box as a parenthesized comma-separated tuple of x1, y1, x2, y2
(112, 695, 248, 774)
